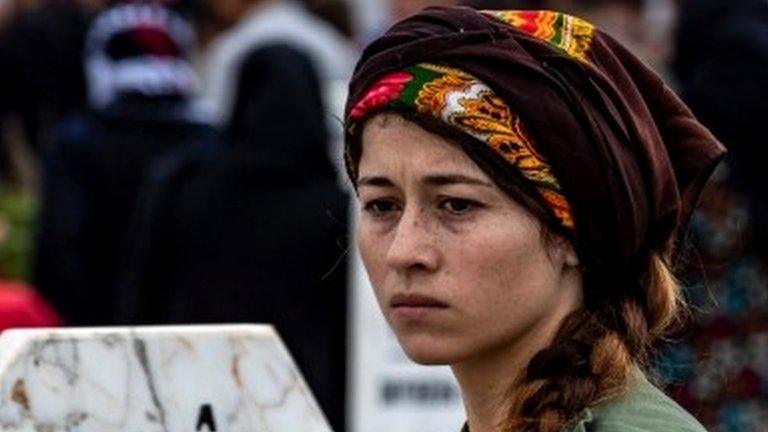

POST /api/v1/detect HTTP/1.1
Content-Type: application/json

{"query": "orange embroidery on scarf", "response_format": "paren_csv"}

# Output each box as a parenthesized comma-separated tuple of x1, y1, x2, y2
(346, 62, 576, 230)
(484, 10, 596, 63)
(414, 64, 574, 228)
(413, 72, 474, 116)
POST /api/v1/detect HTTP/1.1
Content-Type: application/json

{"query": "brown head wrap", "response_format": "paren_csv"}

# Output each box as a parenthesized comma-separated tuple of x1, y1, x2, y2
(345, 7, 726, 303)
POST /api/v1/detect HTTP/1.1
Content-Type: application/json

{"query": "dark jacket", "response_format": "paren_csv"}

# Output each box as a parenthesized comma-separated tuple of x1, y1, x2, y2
(667, 3, 768, 428)
(34, 98, 219, 325)
(674, 0, 768, 240)
(0, 2, 92, 163)
(117, 44, 349, 432)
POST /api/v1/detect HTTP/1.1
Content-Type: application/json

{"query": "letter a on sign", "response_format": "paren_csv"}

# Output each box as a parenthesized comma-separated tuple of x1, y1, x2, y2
(196, 404, 217, 431)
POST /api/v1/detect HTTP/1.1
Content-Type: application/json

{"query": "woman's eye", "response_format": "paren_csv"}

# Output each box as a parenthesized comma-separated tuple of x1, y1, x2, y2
(363, 199, 401, 216)
(440, 198, 481, 215)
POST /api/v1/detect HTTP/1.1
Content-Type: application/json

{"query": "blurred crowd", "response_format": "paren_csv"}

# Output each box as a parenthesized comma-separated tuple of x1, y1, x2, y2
(0, 0, 764, 430)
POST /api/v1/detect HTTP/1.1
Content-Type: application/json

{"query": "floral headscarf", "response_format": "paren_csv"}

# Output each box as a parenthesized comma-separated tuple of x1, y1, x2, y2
(344, 7, 726, 299)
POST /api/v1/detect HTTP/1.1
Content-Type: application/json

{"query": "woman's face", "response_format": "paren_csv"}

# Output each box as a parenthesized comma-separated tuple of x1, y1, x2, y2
(356, 113, 582, 366)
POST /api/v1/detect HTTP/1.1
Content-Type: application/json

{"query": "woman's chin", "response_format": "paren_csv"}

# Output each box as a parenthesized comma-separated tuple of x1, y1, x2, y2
(405, 350, 451, 365)
(398, 336, 466, 365)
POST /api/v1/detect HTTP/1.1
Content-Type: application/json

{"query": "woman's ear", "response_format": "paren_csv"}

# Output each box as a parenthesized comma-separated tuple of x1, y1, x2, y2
(550, 235, 580, 269)
(562, 241, 580, 268)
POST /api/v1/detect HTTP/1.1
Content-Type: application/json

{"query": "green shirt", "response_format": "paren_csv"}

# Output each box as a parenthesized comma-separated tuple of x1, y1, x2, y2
(460, 372, 707, 432)
(571, 372, 706, 431)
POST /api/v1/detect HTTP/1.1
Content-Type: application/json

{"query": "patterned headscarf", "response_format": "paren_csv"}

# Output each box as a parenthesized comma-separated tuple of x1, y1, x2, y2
(347, 61, 574, 230)
(344, 7, 726, 298)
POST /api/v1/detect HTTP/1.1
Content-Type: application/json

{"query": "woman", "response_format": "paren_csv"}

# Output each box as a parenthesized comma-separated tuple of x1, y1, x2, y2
(343, 7, 725, 432)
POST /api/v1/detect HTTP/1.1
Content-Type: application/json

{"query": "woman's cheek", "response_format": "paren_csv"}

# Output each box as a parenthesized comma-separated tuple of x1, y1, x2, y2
(357, 227, 389, 298)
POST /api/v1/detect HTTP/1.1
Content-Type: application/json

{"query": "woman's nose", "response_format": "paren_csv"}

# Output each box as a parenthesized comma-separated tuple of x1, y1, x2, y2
(385, 205, 441, 272)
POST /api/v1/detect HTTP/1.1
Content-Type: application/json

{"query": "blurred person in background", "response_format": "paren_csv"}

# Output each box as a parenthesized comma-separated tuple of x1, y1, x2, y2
(654, 0, 768, 430)
(0, 0, 103, 335)
(674, 0, 768, 218)
(152, 1, 354, 423)
(390, 0, 457, 22)
(117, 42, 349, 432)
(0, 0, 106, 187)
(0, 280, 61, 333)
(305, 0, 354, 39)
(358, 0, 460, 47)
(34, 3, 220, 326)
(0, 186, 61, 333)
(197, 0, 354, 132)
(0, 0, 200, 187)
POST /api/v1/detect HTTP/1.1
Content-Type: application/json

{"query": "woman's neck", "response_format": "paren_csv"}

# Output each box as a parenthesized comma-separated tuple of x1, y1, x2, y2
(451, 275, 583, 432)
(451, 348, 518, 432)
(451, 333, 541, 432)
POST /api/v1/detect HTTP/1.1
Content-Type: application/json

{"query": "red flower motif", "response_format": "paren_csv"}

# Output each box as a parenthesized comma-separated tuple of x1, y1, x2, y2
(350, 71, 414, 120)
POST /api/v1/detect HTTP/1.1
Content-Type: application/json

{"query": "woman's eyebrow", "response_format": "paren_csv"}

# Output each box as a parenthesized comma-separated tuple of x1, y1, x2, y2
(357, 174, 493, 188)
(357, 176, 394, 187)
(422, 174, 493, 187)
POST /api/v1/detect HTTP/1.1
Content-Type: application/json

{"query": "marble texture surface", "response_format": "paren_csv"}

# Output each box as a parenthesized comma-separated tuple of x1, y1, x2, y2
(0, 324, 332, 432)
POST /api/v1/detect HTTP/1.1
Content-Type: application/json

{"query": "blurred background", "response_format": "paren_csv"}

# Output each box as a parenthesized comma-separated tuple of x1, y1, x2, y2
(0, 0, 765, 431)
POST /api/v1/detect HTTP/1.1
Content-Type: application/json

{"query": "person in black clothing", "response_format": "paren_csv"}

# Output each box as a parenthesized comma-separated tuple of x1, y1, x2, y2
(0, 1, 99, 181)
(119, 44, 349, 432)
(34, 3, 220, 326)
(673, 0, 768, 238)
(653, 1, 768, 429)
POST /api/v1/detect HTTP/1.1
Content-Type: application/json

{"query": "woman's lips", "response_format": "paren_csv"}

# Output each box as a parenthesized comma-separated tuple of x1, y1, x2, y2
(390, 293, 448, 320)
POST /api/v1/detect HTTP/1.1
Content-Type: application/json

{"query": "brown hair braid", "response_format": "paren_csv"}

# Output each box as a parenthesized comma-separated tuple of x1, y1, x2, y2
(501, 251, 681, 432)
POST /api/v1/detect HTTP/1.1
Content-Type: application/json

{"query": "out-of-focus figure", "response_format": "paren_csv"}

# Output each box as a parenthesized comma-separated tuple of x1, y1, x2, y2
(118, 42, 349, 432)
(0, 186, 61, 333)
(390, 0, 458, 21)
(198, 0, 354, 127)
(196, 0, 356, 181)
(0, 280, 61, 333)
(674, 0, 768, 223)
(34, 3, 220, 326)
(655, 0, 768, 430)
(158, 3, 353, 427)
(0, 0, 106, 187)
(306, 0, 354, 39)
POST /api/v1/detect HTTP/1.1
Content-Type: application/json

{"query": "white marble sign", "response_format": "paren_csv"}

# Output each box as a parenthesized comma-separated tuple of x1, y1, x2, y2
(0, 324, 332, 432)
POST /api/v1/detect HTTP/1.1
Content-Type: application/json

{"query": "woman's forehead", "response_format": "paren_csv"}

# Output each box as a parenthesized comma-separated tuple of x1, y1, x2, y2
(359, 114, 485, 178)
